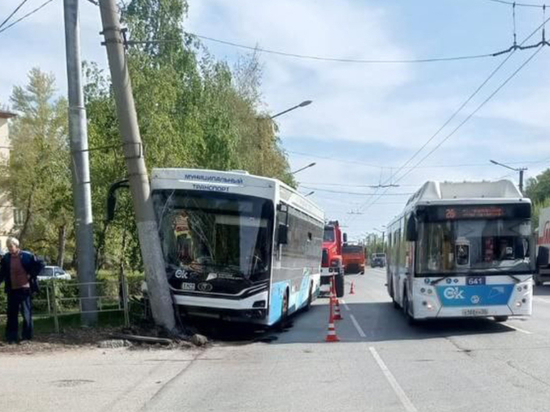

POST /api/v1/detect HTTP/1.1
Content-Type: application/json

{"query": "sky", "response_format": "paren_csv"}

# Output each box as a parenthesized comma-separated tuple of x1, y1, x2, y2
(1, 0, 550, 240)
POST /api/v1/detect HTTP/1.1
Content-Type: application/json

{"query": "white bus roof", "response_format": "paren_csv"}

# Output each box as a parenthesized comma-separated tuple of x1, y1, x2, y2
(388, 180, 529, 227)
(407, 180, 526, 206)
(151, 168, 324, 222)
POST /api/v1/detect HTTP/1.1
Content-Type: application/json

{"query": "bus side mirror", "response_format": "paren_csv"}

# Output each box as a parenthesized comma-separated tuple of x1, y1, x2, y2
(278, 224, 288, 245)
(343, 233, 348, 243)
(406, 215, 417, 241)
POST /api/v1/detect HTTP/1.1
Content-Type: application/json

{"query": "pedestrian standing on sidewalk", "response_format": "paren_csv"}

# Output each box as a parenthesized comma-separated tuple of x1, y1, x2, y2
(0, 237, 44, 344)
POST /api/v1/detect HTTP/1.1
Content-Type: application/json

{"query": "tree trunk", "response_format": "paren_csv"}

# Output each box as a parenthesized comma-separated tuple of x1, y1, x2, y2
(57, 225, 66, 267)
(18, 192, 34, 243)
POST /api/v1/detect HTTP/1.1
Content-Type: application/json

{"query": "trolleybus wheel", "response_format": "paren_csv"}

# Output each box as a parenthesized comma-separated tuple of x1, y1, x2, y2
(278, 290, 289, 331)
(494, 316, 508, 322)
(403, 290, 417, 325)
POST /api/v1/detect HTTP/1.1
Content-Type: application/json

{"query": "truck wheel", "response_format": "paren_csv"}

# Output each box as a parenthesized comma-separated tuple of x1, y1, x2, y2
(335, 273, 345, 298)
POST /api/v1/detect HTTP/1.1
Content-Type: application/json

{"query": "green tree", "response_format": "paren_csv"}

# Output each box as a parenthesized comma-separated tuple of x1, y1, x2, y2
(82, 0, 295, 271)
(0, 68, 72, 263)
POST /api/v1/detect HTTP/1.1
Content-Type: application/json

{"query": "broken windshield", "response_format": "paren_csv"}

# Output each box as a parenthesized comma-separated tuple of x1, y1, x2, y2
(153, 190, 274, 282)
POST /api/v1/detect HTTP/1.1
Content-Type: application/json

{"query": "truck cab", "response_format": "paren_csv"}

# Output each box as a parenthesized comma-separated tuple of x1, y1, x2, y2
(321, 220, 346, 297)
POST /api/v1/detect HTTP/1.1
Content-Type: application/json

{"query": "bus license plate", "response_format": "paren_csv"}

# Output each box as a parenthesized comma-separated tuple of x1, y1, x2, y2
(181, 282, 196, 291)
(462, 308, 488, 316)
(466, 276, 486, 286)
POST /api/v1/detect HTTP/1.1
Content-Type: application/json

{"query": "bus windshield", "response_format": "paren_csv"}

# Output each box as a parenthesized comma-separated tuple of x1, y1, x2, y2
(153, 190, 274, 282)
(417, 219, 532, 275)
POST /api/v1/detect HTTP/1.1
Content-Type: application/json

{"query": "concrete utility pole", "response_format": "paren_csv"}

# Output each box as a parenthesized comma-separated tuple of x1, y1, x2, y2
(98, 0, 176, 331)
(63, 0, 97, 325)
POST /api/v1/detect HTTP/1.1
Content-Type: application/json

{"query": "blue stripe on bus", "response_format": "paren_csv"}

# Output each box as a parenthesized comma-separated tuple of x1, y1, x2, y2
(436, 284, 514, 307)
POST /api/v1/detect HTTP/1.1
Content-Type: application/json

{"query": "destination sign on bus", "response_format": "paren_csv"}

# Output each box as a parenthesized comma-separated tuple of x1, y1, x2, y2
(420, 203, 530, 221)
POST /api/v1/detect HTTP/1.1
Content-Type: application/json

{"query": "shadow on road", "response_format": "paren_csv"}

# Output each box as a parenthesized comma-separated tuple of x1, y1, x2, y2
(533, 284, 550, 296)
(182, 298, 521, 346)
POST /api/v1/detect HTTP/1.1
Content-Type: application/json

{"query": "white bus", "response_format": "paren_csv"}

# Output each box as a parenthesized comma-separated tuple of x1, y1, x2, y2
(386, 180, 534, 323)
(150, 168, 325, 326)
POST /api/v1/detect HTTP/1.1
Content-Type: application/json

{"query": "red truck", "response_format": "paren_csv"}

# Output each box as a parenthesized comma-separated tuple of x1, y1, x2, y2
(321, 220, 346, 297)
(342, 243, 365, 274)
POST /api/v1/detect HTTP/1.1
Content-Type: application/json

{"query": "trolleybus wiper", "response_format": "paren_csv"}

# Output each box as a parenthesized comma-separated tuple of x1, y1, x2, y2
(430, 276, 454, 286)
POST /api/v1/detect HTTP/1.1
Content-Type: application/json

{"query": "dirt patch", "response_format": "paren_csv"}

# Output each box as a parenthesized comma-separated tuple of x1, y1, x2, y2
(0, 325, 199, 354)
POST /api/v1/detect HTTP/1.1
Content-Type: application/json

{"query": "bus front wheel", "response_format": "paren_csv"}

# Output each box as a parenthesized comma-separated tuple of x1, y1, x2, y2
(403, 290, 417, 325)
(278, 290, 289, 331)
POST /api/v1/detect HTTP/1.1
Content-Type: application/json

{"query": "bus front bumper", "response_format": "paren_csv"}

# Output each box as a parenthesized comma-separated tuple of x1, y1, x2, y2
(172, 291, 269, 322)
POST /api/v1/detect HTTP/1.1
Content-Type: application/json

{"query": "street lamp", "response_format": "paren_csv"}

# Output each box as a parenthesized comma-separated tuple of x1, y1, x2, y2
(270, 100, 312, 119)
(489, 159, 527, 193)
(291, 162, 316, 175)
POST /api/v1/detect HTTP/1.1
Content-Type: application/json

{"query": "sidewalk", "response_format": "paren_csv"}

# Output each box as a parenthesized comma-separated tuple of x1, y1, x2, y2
(0, 346, 201, 412)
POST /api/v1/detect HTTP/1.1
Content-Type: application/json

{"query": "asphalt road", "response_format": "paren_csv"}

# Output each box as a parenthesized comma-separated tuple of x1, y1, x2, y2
(4, 268, 550, 412)
(144, 268, 550, 412)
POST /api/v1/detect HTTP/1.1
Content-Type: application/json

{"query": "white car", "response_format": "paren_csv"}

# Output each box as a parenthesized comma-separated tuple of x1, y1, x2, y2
(38, 266, 72, 281)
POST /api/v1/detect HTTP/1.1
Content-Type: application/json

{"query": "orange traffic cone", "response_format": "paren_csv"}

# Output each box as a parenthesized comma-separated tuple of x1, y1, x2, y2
(350, 280, 355, 295)
(331, 276, 343, 321)
(325, 286, 340, 342)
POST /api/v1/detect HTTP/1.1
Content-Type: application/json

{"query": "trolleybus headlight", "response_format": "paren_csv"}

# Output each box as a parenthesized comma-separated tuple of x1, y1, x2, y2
(523, 285, 529, 290)
(420, 288, 426, 294)
(517, 286, 522, 292)
(422, 301, 434, 310)
(427, 289, 433, 294)
(515, 301, 522, 308)
(522, 298, 527, 303)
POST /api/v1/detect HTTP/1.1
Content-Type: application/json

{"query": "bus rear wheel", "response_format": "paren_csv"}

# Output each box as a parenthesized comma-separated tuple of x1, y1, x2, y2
(494, 316, 508, 322)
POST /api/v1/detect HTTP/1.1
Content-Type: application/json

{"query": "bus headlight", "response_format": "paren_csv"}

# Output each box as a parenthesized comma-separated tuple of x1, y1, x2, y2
(515, 301, 522, 308)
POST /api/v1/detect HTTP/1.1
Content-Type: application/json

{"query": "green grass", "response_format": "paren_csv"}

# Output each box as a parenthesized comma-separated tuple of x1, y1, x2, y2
(0, 310, 126, 338)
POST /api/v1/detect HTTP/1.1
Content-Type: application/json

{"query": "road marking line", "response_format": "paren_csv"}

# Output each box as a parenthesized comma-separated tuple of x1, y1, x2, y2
(350, 314, 366, 338)
(534, 297, 550, 304)
(505, 323, 532, 335)
(341, 299, 350, 311)
(369, 347, 418, 412)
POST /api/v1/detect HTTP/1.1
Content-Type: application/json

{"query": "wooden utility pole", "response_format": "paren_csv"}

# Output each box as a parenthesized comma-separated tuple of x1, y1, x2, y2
(98, 0, 176, 331)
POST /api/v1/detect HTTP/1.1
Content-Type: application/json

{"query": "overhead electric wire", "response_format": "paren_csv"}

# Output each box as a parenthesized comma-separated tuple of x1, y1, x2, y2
(392, 46, 544, 185)
(0, 0, 30, 30)
(0, 0, 55, 35)
(300, 186, 413, 196)
(344, 15, 550, 226)
(485, 0, 547, 8)
(289, 149, 547, 170)
(189, 33, 500, 64)
(348, 45, 544, 225)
